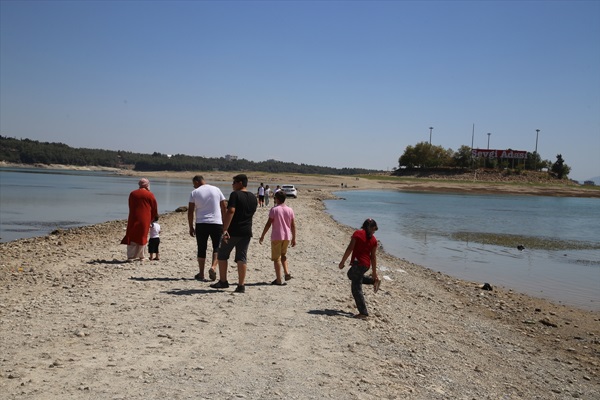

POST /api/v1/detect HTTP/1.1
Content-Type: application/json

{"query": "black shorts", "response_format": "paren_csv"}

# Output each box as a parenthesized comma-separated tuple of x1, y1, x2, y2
(195, 223, 222, 258)
(148, 237, 160, 253)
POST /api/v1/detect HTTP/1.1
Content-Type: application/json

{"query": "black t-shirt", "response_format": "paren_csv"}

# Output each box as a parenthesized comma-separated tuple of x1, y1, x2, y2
(227, 190, 258, 237)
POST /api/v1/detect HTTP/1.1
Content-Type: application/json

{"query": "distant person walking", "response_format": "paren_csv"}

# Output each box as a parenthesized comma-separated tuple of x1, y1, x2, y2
(188, 175, 227, 281)
(211, 174, 258, 293)
(259, 191, 296, 285)
(264, 185, 272, 207)
(257, 183, 265, 207)
(338, 218, 380, 319)
(148, 216, 161, 261)
(121, 178, 158, 261)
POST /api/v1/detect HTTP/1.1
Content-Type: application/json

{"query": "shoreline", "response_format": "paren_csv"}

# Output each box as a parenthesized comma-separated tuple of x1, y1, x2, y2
(3, 162, 599, 198)
(1, 166, 599, 398)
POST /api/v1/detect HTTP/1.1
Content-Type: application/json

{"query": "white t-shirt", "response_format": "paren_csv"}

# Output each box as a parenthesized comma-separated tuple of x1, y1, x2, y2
(188, 184, 226, 224)
(149, 222, 160, 239)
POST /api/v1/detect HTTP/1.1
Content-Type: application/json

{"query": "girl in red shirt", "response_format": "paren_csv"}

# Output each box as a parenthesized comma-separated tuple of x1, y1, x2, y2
(339, 218, 380, 319)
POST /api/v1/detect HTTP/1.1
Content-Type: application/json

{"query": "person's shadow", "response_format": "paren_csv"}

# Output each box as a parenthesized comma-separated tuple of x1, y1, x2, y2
(87, 259, 131, 265)
(162, 288, 214, 296)
(307, 309, 354, 318)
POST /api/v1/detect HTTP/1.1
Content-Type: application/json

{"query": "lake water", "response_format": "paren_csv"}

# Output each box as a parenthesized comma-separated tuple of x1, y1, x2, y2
(1, 168, 599, 310)
(0, 167, 232, 242)
(325, 190, 600, 311)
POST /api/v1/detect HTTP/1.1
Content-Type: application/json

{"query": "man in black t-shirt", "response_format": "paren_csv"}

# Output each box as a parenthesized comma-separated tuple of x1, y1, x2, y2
(210, 174, 258, 293)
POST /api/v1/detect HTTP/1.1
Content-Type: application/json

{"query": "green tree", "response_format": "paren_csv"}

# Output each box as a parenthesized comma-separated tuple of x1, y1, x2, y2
(551, 154, 570, 179)
(452, 145, 472, 168)
(398, 142, 450, 168)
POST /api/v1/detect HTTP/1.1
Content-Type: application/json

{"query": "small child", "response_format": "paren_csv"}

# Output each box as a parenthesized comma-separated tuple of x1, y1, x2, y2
(148, 216, 161, 261)
(259, 191, 296, 285)
(339, 218, 380, 319)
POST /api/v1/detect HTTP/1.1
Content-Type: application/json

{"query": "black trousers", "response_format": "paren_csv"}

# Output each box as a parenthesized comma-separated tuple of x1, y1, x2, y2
(347, 264, 374, 316)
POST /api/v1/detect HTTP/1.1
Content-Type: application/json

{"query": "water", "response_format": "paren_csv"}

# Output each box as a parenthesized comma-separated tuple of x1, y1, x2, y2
(325, 190, 600, 311)
(2, 168, 599, 310)
(0, 167, 232, 242)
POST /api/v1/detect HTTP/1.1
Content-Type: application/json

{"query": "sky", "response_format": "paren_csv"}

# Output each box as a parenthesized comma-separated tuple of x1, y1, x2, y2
(1, 1, 599, 180)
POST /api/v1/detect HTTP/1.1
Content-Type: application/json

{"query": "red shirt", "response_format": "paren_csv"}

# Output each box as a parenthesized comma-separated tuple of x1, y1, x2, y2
(351, 229, 377, 268)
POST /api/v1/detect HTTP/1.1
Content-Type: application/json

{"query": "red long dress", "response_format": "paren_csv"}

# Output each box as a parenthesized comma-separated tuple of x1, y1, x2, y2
(121, 188, 158, 246)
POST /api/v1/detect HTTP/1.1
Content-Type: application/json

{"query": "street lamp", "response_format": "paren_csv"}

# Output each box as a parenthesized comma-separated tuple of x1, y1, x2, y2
(535, 129, 540, 154)
(429, 127, 433, 145)
(487, 132, 491, 149)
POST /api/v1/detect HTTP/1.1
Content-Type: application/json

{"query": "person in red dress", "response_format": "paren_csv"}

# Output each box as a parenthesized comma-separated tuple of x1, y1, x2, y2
(121, 178, 158, 261)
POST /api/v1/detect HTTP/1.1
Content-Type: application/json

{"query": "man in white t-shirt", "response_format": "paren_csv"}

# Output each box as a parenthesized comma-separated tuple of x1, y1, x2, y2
(188, 175, 227, 281)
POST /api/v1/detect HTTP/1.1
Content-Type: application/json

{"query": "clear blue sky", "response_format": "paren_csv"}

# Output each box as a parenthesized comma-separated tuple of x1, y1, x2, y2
(1, 1, 599, 180)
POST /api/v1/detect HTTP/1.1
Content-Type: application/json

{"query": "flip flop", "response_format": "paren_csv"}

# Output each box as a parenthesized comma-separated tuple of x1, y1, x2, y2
(271, 280, 287, 286)
(374, 279, 381, 293)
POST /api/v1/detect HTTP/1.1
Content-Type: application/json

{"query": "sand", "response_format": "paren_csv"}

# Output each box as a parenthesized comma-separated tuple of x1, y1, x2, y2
(1, 171, 599, 399)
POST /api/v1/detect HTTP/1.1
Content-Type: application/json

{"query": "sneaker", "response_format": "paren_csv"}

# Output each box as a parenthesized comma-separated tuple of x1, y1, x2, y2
(210, 280, 229, 289)
(234, 285, 245, 293)
(284, 274, 293, 281)
(208, 268, 217, 281)
(194, 273, 204, 281)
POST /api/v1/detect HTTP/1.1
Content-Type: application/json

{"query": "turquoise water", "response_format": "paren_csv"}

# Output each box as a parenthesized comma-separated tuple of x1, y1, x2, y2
(325, 190, 600, 311)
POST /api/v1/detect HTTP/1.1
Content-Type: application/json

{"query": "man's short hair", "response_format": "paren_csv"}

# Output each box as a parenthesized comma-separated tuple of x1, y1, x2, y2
(274, 191, 286, 203)
(233, 174, 248, 187)
(193, 175, 204, 183)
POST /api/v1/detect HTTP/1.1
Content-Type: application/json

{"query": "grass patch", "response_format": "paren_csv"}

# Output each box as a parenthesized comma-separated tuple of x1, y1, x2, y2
(451, 232, 600, 251)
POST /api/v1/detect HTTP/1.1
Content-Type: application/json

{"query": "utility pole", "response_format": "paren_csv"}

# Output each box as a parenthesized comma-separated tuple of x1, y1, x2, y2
(534, 129, 540, 171)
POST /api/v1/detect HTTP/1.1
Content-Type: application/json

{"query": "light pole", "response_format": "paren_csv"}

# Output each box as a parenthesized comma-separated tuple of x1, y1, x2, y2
(487, 132, 491, 149)
(429, 127, 433, 145)
(535, 129, 540, 154)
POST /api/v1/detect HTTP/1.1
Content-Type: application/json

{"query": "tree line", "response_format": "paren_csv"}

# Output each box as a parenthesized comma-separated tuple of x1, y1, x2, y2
(0, 136, 378, 176)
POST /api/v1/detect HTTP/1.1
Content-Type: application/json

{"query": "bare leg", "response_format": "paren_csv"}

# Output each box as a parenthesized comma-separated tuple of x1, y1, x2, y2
(210, 253, 218, 271)
(237, 261, 247, 286)
(197, 257, 206, 279)
(273, 260, 282, 283)
(218, 259, 228, 282)
(281, 255, 290, 276)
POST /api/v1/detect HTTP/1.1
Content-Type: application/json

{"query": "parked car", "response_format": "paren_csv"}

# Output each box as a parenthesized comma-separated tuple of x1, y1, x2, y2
(281, 185, 297, 198)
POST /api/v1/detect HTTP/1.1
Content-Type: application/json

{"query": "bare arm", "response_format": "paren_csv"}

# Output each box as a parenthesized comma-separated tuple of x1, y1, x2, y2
(221, 206, 235, 242)
(290, 218, 296, 247)
(370, 246, 378, 281)
(259, 218, 273, 244)
(339, 237, 356, 269)
(219, 200, 227, 220)
(188, 203, 195, 237)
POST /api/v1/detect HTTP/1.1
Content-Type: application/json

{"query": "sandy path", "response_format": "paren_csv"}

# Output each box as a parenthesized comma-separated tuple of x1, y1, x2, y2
(1, 186, 599, 399)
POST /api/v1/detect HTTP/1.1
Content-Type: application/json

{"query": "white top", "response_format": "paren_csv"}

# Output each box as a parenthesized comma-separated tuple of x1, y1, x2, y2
(149, 222, 160, 239)
(188, 184, 226, 224)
